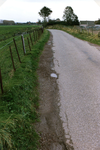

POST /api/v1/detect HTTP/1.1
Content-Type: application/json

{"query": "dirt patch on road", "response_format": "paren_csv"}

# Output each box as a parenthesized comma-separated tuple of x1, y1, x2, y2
(35, 33, 74, 150)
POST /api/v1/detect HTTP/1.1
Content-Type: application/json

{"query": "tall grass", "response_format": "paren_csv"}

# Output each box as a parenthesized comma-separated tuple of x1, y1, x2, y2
(0, 27, 50, 149)
(47, 25, 100, 45)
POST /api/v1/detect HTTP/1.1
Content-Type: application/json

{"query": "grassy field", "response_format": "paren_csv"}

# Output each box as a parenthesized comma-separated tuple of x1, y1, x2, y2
(47, 25, 100, 46)
(0, 25, 40, 93)
(0, 25, 50, 149)
(0, 25, 40, 47)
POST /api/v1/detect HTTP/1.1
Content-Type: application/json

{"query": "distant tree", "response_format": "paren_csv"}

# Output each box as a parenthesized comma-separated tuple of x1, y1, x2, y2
(38, 6, 52, 21)
(95, 19, 100, 24)
(37, 19, 42, 24)
(63, 6, 79, 25)
(56, 18, 60, 22)
(27, 21, 31, 25)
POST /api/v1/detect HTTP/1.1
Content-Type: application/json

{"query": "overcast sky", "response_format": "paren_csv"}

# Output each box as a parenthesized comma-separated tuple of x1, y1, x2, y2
(0, 0, 100, 22)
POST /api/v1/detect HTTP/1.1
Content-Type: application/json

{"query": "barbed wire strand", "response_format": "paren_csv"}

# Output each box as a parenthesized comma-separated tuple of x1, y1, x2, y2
(0, 31, 31, 50)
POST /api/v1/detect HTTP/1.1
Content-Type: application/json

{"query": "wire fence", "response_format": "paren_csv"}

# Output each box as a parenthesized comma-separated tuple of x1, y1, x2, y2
(0, 27, 44, 94)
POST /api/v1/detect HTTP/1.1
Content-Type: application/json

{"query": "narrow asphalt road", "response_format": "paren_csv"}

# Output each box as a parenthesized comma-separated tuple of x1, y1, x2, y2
(48, 29, 100, 150)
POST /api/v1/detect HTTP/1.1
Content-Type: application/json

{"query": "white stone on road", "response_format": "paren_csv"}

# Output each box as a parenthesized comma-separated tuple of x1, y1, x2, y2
(50, 73, 57, 78)
(49, 29, 100, 150)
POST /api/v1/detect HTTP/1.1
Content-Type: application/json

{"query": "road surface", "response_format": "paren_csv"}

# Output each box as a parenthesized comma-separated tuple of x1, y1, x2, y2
(49, 29, 100, 150)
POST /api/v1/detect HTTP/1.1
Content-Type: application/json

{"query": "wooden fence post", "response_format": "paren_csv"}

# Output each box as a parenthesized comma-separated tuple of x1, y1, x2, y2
(9, 46, 16, 71)
(36, 30, 37, 41)
(33, 30, 36, 42)
(0, 68, 3, 94)
(13, 38, 21, 63)
(21, 35, 26, 55)
(37, 29, 38, 40)
(37, 29, 38, 39)
(39, 28, 41, 36)
(38, 29, 40, 38)
(27, 37, 31, 51)
(35, 30, 37, 41)
(29, 33, 33, 45)
(37, 29, 39, 39)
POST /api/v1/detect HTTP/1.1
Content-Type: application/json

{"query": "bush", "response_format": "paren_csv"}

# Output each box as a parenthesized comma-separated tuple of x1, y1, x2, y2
(46, 20, 79, 27)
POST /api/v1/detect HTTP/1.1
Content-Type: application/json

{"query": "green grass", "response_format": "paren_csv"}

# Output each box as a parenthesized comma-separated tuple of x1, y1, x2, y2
(0, 26, 50, 150)
(0, 25, 40, 45)
(47, 25, 100, 45)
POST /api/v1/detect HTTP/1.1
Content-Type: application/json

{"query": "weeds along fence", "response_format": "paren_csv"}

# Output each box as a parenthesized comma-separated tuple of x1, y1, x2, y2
(74, 25, 100, 36)
(0, 27, 44, 94)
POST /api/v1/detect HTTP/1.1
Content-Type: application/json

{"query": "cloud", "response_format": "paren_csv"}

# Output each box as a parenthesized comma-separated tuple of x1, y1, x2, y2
(0, 0, 7, 7)
(94, 0, 100, 7)
(18, 0, 67, 2)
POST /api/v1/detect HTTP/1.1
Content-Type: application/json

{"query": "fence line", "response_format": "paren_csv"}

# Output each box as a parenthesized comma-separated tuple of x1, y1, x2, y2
(0, 40, 13, 50)
(0, 27, 44, 94)
(13, 38, 21, 63)
(0, 29, 38, 50)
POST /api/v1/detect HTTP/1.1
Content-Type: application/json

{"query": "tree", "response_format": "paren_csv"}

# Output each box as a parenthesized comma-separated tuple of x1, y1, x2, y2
(63, 6, 79, 25)
(95, 19, 100, 24)
(37, 19, 42, 24)
(38, 6, 52, 21)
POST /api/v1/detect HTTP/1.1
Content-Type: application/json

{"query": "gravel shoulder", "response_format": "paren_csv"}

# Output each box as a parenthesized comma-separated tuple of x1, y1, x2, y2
(35, 33, 74, 150)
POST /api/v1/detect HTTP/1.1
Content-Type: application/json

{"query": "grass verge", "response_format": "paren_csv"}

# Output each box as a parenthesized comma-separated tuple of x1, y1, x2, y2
(47, 25, 100, 45)
(0, 29, 50, 150)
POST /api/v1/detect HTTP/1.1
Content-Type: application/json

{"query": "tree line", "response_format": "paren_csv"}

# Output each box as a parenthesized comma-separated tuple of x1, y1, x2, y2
(38, 6, 79, 26)
(95, 19, 100, 24)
